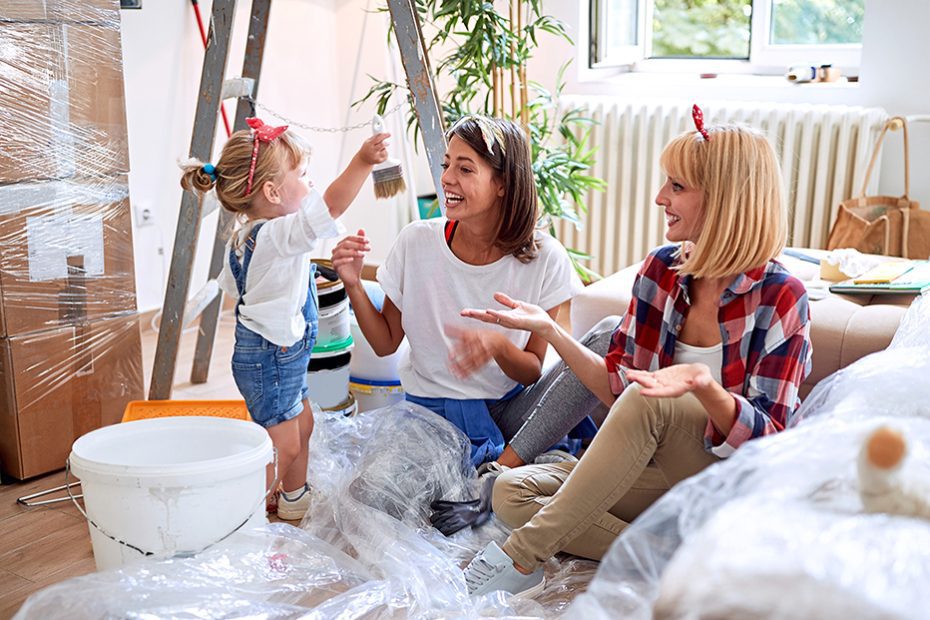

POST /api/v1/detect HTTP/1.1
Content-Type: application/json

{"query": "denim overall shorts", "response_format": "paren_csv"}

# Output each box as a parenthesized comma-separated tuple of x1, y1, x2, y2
(228, 222, 319, 428)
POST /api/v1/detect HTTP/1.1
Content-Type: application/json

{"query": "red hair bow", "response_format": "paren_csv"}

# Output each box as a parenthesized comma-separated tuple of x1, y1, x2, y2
(244, 117, 289, 196)
(692, 104, 710, 142)
(246, 117, 288, 142)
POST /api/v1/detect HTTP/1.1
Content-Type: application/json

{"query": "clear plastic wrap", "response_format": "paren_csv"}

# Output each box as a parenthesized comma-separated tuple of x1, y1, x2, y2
(567, 293, 930, 619)
(16, 403, 596, 618)
(793, 293, 930, 426)
(0, 0, 141, 480)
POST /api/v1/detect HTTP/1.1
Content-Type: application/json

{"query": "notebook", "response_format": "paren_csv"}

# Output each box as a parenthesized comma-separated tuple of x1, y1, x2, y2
(829, 260, 930, 295)
(853, 261, 914, 284)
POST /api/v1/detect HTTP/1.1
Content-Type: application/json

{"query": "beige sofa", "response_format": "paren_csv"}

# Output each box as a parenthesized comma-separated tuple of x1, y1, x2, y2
(570, 252, 913, 398)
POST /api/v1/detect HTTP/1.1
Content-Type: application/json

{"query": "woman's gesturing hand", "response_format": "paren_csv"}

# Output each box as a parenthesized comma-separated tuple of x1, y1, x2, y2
(445, 325, 506, 379)
(331, 229, 370, 289)
(623, 363, 715, 398)
(461, 292, 555, 337)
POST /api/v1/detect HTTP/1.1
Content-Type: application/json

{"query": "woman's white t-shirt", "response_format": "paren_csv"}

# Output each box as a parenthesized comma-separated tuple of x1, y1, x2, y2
(673, 340, 723, 384)
(377, 219, 584, 400)
(218, 189, 342, 346)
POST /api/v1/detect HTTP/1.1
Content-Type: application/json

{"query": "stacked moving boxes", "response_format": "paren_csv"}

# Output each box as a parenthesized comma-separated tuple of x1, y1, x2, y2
(0, 0, 144, 479)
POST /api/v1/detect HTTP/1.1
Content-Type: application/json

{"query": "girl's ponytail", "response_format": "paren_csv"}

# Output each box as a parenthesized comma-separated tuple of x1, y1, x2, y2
(179, 158, 218, 195)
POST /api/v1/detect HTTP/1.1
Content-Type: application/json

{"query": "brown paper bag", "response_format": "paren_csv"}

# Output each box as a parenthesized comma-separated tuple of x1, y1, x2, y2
(827, 116, 930, 259)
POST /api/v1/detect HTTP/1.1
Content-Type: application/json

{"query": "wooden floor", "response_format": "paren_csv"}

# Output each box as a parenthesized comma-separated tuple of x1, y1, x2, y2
(0, 302, 573, 618)
(0, 316, 241, 619)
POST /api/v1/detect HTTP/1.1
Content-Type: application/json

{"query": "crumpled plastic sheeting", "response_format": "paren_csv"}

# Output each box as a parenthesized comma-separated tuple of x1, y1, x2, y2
(652, 496, 930, 620)
(14, 523, 375, 619)
(16, 403, 595, 619)
(793, 293, 930, 426)
(566, 294, 930, 620)
(301, 401, 596, 617)
(568, 417, 930, 620)
(889, 291, 930, 350)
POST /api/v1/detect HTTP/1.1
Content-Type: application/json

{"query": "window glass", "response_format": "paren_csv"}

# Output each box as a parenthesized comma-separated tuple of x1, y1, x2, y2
(603, 0, 640, 55)
(652, 0, 752, 59)
(770, 0, 865, 45)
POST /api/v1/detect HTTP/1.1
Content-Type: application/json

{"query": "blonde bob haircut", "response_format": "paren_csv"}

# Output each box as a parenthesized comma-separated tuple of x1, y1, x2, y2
(660, 125, 787, 279)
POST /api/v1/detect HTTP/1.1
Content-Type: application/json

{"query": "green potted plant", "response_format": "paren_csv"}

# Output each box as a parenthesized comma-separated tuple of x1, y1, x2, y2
(360, 0, 605, 281)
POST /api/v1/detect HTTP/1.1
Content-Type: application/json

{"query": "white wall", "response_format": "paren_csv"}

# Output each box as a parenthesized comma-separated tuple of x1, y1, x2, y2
(121, 0, 930, 312)
(119, 0, 408, 312)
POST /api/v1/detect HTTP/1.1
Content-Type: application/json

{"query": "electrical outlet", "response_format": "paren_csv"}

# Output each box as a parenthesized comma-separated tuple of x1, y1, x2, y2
(135, 203, 156, 227)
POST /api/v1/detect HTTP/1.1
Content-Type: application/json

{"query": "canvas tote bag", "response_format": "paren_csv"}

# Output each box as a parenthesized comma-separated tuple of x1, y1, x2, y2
(826, 116, 930, 259)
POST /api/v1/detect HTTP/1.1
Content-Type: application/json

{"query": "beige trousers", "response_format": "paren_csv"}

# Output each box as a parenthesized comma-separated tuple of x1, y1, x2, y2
(494, 383, 719, 569)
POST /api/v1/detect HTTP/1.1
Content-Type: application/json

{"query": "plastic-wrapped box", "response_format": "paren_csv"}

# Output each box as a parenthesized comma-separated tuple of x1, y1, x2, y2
(0, 312, 143, 479)
(0, 177, 137, 336)
(0, 0, 141, 479)
(0, 5, 128, 183)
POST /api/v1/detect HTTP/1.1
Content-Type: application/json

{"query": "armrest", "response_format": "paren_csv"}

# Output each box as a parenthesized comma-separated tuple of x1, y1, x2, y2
(570, 261, 641, 339)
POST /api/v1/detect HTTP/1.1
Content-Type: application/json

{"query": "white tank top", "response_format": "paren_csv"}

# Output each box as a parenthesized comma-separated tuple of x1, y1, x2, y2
(674, 340, 723, 384)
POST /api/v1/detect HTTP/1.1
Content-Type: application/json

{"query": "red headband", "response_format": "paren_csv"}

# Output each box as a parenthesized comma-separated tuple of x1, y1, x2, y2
(244, 117, 288, 197)
(692, 104, 710, 142)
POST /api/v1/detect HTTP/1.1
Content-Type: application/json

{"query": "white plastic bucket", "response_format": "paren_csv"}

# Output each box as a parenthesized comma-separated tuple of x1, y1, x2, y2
(349, 315, 408, 382)
(69, 416, 273, 570)
(307, 339, 353, 409)
(350, 377, 405, 413)
(316, 296, 350, 349)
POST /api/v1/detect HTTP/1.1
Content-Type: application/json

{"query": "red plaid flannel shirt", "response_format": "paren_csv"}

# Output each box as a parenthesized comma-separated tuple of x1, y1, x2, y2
(605, 245, 812, 457)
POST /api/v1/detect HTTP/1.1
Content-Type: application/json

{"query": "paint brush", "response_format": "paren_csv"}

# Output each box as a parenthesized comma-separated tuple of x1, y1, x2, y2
(371, 114, 406, 199)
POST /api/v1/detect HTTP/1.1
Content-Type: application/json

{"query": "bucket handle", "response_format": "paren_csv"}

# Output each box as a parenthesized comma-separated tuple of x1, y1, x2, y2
(66, 448, 279, 560)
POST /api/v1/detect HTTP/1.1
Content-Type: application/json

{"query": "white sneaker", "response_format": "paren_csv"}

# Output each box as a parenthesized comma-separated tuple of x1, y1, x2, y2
(464, 541, 544, 597)
(277, 483, 312, 521)
(532, 449, 578, 465)
(476, 460, 510, 478)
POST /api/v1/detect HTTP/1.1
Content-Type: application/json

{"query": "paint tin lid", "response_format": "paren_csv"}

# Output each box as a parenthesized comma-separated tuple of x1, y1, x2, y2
(312, 334, 354, 355)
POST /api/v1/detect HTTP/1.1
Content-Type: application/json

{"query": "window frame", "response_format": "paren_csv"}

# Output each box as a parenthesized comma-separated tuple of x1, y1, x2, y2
(589, 0, 863, 75)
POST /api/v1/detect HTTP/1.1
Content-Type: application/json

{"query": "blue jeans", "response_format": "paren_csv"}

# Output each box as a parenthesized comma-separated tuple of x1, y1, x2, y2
(232, 325, 315, 428)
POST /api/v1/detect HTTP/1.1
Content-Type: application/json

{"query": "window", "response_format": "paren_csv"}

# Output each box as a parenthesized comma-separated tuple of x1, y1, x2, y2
(590, 0, 864, 74)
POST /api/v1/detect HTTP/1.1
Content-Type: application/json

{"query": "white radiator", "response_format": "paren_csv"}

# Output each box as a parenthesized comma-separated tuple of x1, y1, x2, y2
(553, 97, 888, 277)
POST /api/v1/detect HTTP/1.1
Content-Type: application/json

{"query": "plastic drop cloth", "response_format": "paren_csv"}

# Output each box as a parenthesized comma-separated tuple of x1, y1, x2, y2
(16, 402, 596, 619)
(567, 293, 930, 620)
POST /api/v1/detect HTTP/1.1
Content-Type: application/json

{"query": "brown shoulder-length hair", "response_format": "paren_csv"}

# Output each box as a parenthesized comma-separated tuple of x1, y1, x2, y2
(179, 128, 308, 218)
(660, 124, 787, 278)
(446, 116, 539, 262)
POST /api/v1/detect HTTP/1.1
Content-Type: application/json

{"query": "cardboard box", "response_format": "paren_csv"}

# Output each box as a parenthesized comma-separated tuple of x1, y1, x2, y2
(0, 312, 144, 480)
(0, 176, 137, 337)
(0, 0, 118, 24)
(0, 22, 128, 183)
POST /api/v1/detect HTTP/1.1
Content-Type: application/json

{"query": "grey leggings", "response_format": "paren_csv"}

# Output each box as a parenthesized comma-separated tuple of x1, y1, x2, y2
(487, 316, 621, 462)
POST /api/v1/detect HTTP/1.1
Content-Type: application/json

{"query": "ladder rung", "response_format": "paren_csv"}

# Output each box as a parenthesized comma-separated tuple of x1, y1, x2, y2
(183, 279, 221, 328)
(221, 77, 255, 101)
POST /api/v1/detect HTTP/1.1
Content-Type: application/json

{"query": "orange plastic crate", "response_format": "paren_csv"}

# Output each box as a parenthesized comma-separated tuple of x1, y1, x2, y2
(121, 400, 251, 423)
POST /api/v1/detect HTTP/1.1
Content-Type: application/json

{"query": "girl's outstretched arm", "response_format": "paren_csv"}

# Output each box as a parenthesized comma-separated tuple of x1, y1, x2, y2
(323, 133, 389, 218)
(332, 229, 405, 355)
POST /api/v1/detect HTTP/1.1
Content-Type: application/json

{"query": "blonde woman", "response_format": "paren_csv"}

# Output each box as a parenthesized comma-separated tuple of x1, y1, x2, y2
(461, 109, 813, 596)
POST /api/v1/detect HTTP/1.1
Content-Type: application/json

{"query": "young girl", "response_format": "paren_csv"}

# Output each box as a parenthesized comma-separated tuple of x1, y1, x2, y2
(180, 117, 388, 521)
(331, 115, 585, 469)
(460, 110, 813, 596)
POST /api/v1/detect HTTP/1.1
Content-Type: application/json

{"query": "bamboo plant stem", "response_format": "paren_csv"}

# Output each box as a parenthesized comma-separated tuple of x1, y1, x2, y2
(519, 0, 529, 128)
(509, 0, 517, 119)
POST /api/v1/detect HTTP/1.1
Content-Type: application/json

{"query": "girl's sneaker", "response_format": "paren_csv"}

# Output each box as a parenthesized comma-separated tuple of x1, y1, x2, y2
(266, 482, 281, 515)
(277, 483, 312, 521)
